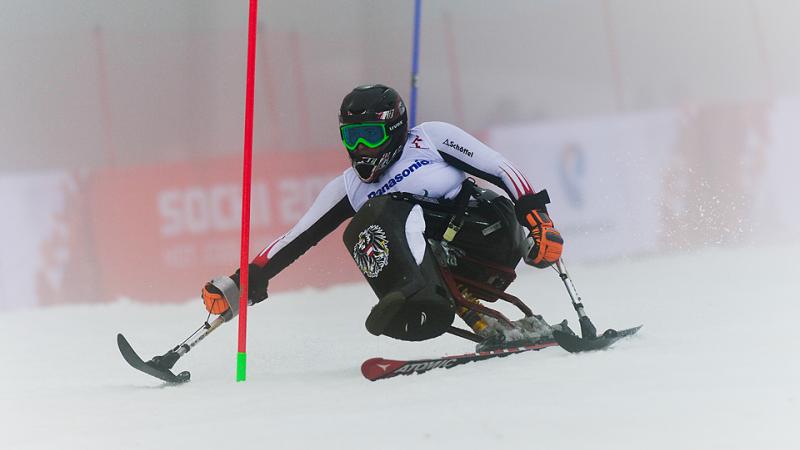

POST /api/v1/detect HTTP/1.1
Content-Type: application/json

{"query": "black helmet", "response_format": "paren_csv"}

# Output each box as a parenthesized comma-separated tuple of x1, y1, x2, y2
(339, 84, 408, 182)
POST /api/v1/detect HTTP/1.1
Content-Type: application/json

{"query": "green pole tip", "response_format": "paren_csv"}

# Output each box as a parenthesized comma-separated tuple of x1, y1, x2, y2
(236, 352, 247, 382)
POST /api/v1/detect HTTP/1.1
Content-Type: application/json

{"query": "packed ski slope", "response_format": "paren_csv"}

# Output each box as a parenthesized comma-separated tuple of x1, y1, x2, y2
(2, 243, 799, 450)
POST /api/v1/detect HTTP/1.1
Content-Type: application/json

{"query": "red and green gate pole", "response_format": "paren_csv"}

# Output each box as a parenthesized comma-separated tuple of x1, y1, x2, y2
(237, 0, 259, 382)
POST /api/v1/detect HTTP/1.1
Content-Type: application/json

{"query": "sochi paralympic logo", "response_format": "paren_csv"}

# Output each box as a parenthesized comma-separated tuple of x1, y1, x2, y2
(367, 159, 431, 198)
(353, 225, 390, 278)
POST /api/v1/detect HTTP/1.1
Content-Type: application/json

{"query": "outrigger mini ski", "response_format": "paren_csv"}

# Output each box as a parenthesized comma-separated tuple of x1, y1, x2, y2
(117, 334, 191, 383)
(117, 315, 226, 384)
(551, 259, 642, 352)
(552, 325, 642, 353)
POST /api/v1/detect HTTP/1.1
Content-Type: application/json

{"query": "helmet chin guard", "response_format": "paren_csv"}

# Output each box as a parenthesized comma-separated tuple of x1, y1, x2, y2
(351, 142, 404, 182)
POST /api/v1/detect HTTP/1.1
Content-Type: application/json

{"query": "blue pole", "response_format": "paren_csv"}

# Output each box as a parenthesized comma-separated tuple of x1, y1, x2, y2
(410, 0, 422, 127)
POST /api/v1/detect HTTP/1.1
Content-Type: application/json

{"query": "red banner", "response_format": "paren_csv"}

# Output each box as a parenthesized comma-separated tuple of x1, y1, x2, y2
(87, 150, 361, 303)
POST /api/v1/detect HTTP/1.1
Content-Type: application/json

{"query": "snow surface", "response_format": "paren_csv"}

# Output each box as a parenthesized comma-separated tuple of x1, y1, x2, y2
(2, 243, 799, 450)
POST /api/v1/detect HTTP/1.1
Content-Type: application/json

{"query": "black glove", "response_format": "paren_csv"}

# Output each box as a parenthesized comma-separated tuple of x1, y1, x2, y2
(231, 263, 270, 305)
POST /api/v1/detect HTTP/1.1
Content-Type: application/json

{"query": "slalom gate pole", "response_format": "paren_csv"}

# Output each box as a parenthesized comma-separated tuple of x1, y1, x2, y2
(237, 0, 259, 383)
(409, 0, 422, 127)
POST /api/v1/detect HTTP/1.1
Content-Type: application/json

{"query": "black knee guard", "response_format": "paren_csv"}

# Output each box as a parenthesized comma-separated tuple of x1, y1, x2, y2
(343, 196, 455, 341)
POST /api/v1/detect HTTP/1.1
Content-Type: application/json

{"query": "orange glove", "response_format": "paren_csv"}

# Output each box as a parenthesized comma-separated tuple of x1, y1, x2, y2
(202, 283, 231, 315)
(515, 190, 564, 268)
(523, 209, 564, 268)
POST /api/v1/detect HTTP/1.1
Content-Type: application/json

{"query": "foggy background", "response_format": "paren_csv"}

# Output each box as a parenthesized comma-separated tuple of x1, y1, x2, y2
(1, 0, 799, 308)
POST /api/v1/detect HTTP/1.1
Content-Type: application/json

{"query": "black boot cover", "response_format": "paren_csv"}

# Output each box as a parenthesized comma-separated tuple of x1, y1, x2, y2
(343, 196, 455, 341)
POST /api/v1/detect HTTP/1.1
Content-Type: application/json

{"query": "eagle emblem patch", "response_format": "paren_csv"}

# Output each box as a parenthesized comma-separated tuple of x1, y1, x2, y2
(353, 225, 390, 278)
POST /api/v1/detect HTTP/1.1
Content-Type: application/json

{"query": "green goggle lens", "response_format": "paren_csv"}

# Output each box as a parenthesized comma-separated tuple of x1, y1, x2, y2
(340, 123, 389, 151)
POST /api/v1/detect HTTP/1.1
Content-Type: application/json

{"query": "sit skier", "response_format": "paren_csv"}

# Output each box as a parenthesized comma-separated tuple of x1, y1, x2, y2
(202, 84, 565, 350)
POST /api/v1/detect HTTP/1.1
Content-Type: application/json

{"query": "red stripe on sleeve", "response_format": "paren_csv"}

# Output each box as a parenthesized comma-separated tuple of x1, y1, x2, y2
(500, 167, 524, 199)
(509, 165, 533, 194)
(252, 236, 284, 267)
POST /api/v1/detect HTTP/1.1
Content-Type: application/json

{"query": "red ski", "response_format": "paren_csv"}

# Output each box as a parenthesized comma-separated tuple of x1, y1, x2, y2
(361, 340, 558, 381)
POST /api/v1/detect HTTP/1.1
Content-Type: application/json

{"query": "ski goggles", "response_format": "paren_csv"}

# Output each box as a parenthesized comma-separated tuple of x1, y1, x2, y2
(340, 123, 389, 152)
